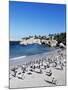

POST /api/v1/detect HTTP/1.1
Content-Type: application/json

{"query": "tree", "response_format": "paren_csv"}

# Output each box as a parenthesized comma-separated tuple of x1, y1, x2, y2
(48, 34, 54, 40)
(54, 32, 66, 45)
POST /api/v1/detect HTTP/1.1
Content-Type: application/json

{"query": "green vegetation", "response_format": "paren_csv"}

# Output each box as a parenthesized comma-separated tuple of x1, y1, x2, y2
(22, 32, 66, 45)
(48, 32, 66, 45)
(54, 32, 66, 45)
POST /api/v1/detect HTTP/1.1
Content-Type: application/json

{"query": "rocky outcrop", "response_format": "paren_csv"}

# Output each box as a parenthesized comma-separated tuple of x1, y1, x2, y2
(20, 37, 41, 45)
(59, 43, 66, 48)
(20, 37, 57, 47)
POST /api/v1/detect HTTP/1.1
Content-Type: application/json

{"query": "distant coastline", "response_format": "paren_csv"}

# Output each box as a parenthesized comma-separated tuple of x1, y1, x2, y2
(10, 32, 66, 46)
(10, 32, 66, 60)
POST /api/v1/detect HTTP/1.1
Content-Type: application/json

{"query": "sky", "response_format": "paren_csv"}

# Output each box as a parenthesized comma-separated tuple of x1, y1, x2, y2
(9, 1, 66, 40)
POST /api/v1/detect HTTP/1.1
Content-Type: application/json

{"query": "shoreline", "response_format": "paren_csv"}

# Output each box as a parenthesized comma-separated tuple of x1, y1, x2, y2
(9, 48, 66, 88)
(9, 49, 56, 66)
(10, 48, 65, 66)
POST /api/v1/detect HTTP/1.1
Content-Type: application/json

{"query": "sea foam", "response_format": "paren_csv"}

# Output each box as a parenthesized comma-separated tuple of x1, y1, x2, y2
(10, 56, 26, 61)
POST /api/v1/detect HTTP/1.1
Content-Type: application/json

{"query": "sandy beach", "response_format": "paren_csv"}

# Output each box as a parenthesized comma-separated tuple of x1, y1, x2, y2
(9, 48, 66, 88)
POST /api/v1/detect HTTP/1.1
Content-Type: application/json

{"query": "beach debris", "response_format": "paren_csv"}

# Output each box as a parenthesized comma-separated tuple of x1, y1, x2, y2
(11, 66, 26, 80)
(18, 65, 27, 73)
(46, 64, 50, 68)
(22, 69, 26, 73)
(47, 58, 52, 64)
(11, 67, 18, 72)
(29, 68, 34, 72)
(30, 64, 35, 69)
(27, 71, 32, 75)
(40, 63, 47, 69)
(34, 63, 40, 68)
(16, 72, 25, 80)
(45, 68, 52, 76)
(52, 77, 57, 85)
(30, 65, 33, 68)
(11, 67, 17, 77)
(46, 62, 50, 67)
(34, 68, 42, 74)
(63, 59, 66, 66)
(18, 72, 21, 75)
(44, 76, 57, 85)
(50, 62, 57, 67)
(16, 67, 22, 72)
(55, 65, 63, 70)
(9, 71, 15, 80)
(40, 65, 45, 69)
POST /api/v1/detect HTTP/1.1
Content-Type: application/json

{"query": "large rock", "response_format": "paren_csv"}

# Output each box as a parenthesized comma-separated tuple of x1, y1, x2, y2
(59, 43, 66, 48)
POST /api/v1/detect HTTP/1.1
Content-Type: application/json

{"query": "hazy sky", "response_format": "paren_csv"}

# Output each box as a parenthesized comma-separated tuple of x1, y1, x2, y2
(9, 1, 66, 40)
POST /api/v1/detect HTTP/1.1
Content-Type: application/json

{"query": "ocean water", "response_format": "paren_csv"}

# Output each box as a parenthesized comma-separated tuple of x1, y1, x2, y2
(10, 41, 55, 60)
